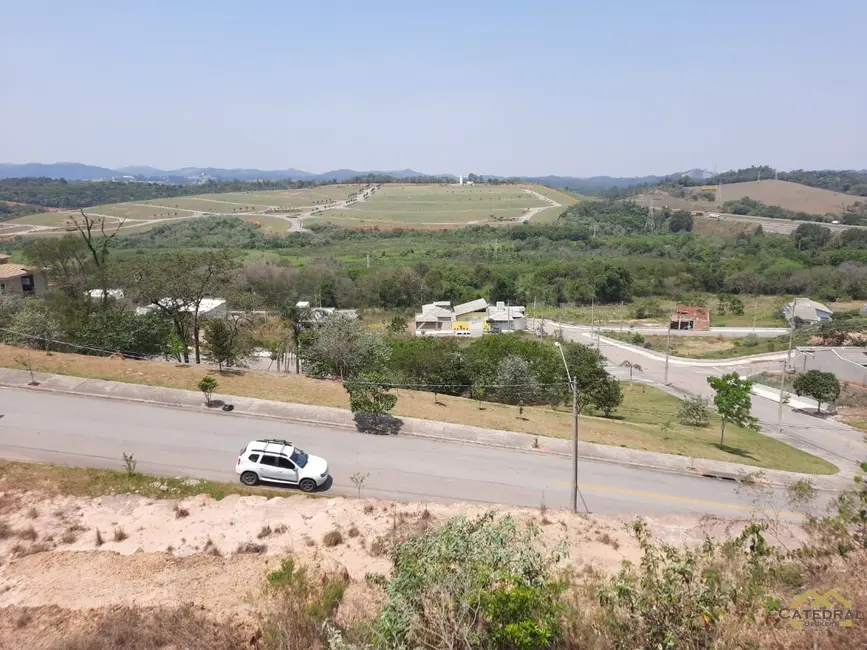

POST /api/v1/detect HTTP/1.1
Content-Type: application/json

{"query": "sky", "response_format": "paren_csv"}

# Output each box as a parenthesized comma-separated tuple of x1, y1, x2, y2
(2, 0, 866, 177)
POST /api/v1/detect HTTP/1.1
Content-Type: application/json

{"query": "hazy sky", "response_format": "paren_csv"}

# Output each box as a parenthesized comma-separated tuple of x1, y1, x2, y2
(3, 0, 865, 176)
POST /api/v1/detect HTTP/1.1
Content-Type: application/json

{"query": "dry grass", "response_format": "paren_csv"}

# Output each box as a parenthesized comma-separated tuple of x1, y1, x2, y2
(322, 529, 344, 547)
(113, 527, 128, 542)
(0, 345, 834, 474)
(43, 605, 246, 650)
(235, 541, 267, 555)
(257, 525, 272, 539)
(173, 504, 190, 519)
(26, 507, 38, 519)
(94, 529, 104, 546)
(17, 525, 38, 541)
(203, 537, 221, 556)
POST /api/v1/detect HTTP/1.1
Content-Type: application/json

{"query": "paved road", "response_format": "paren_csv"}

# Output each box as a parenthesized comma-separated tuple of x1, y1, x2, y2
(0, 388, 820, 519)
(568, 324, 789, 339)
(540, 321, 867, 477)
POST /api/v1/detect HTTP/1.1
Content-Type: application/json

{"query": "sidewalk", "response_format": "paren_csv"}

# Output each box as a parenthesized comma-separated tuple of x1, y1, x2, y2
(0, 367, 851, 491)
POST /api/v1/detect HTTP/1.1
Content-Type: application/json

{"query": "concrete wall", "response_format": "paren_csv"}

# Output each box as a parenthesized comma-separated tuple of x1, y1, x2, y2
(791, 347, 867, 386)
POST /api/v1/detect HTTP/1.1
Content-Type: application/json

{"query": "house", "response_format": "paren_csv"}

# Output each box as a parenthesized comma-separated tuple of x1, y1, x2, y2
(295, 301, 358, 323)
(86, 289, 125, 301)
(414, 298, 528, 336)
(0, 254, 47, 296)
(136, 297, 228, 319)
(486, 301, 528, 332)
(670, 305, 710, 331)
(415, 302, 455, 334)
(783, 298, 833, 325)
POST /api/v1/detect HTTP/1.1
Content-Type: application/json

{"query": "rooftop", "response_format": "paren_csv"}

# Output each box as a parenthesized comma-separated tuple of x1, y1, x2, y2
(0, 255, 36, 280)
(453, 298, 488, 316)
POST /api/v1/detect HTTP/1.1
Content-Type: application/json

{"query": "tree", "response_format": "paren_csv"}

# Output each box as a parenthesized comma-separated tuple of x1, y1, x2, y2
(559, 343, 621, 414)
(494, 355, 541, 405)
(594, 266, 633, 303)
(71, 210, 124, 310)
(279, 302, 311, 374)
(120, 251, 234, 363)
(5, 300, 62, 351)
(594, 378, 623, 417)
(668, 210, 694, 233)
(343, 371, 398, 428)
(302, 315, 390, 379)
(707, 373, 758, 447)
(202, 317, 253, 370)
(74, 308, 171, 358)
(793, 370, 841, 413)
(793, 223, 831, 251)
(198, 375, 217, 406)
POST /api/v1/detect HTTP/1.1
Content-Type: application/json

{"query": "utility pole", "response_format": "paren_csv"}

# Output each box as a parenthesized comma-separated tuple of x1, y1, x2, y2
(664, 321, 672, 385)
(785, 298, 797, 372)
(752, 297, 758, 333)
(777, 360, 786, 433)
(620, 301, 624, 333)
(590, 298, 595, 344)
(366, 253, 370, 269)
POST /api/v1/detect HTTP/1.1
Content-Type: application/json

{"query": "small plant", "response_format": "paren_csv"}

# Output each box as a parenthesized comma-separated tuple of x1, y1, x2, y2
(122, 452, 137, 476)
(322, 530, 344, 547)
(95, 529, 105, 547)
(17, 525, 38, 541)
(350, 471, 370, 498)
(203, 537, 221, 556)
(257, 525, 273, 539)
(27, 507, 38, 520)
(597, 532, 620, 550)
(348, 525, 360, 538)
(198, 375, 218, 406)
(363, 504, 375, 514)
(173, 504, 189, 519)
(61, 530, 77, 544)
(113, 527, 128, 542)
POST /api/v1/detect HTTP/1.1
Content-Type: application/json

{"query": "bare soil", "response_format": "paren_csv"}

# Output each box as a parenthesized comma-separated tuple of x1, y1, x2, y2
(0, 488, 811, 647)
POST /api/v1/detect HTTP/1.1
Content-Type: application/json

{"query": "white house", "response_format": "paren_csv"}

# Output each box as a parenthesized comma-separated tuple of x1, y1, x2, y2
(136, 297, 228, 319)
(782, 298, 833, 325)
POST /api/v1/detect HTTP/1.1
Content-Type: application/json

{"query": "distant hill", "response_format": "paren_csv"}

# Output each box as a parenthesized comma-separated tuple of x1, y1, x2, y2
(0, 162, 119, 181)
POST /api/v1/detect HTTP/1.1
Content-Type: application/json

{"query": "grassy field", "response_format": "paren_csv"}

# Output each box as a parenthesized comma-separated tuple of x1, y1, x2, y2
(0, 345, 835, 474)
(603, 330, 796, 359)
(85, 203, 196, 220)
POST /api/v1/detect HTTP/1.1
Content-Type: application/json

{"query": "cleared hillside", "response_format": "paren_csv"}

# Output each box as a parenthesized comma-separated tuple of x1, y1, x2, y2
(630, 179, 863, 216)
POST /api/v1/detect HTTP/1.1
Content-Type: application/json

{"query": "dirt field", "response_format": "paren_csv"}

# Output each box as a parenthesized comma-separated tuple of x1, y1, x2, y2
(0, 472, 812, 648)
(632, 180, 863, 216)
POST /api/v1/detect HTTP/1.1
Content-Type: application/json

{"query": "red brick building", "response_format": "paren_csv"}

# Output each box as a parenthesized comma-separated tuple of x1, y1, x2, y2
(670, 305, 710, 331)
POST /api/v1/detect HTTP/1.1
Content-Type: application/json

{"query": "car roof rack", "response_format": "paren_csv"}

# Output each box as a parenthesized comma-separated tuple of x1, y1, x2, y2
(257, 438, 292, 447)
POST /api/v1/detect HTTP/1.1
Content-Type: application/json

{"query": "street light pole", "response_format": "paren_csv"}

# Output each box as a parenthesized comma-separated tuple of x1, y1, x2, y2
(777, 360, 786, 434)
(555, 342, 582, 514)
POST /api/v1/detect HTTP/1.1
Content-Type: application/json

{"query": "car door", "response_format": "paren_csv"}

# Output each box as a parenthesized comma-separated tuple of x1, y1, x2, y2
(276, 456, 299, 484)
(258, 454, 283, 482)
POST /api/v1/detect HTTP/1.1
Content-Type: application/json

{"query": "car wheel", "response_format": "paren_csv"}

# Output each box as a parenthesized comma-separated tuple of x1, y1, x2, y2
(299, 478, 317, 493)
(240, 471, 259, 486)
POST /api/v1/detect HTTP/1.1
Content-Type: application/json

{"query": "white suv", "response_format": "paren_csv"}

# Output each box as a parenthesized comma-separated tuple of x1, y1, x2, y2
(236, 439, 329, 492)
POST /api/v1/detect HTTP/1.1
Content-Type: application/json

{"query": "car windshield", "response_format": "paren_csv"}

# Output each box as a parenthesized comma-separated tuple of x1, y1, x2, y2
(290, 448, 309, 468)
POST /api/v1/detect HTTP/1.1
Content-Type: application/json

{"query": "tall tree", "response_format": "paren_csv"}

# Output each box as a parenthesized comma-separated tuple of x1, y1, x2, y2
(343, 371, 398, 430)
(302, 315, 390, 380)
(71, 210, 124, 309)
(120, 251, 234, 363)
(793, 370, 841, 413)
(202, 316, 253, 370)
(707, 373, 758, 447)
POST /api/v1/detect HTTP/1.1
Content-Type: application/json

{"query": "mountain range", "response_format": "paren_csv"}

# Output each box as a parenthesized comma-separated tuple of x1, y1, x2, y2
(0, 162, 715, 189)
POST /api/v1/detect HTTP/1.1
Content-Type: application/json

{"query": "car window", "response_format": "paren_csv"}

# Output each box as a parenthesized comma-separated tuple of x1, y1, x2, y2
(247, 453, 260, 463)
(290, 449, 309, 468)
(277, 457, 296, 470)
(260, 455, 279, 466)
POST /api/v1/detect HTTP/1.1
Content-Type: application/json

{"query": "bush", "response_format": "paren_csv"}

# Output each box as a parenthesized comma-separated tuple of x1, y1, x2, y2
(369, 513, 564, 650)
(73, 308, 171, 358)
(677, 395, 712, 427)
(495, 355, 541, 405)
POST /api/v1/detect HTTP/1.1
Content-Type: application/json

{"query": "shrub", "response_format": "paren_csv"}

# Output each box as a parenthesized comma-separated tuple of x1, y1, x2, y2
(677, 395, 712, 427)
(198, 375, 218, 406)
(368, 513, 565, 650)
(113, 527, 128, 542)
(322, 530, 344, 547)
(234, 542, 266, 555)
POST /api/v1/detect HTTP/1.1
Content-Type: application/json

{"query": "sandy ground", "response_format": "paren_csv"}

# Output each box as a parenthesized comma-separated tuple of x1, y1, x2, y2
(0, 490, 811, 647)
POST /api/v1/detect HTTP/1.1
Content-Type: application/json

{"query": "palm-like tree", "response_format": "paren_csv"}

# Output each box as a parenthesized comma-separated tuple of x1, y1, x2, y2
(280, 302, 312, 374)
(619, 360, 643, 385)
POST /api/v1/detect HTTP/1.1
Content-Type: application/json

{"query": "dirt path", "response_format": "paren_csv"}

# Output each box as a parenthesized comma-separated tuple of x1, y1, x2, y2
(518, 188, 562, 222)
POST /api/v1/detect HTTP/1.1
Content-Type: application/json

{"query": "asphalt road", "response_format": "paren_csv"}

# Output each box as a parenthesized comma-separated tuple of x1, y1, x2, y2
(0, 388, 818, 519)
(543, 322, 867, 473)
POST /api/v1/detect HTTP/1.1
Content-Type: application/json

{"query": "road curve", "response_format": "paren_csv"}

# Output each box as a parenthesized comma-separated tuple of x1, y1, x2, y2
(0, 387, 817, 518)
